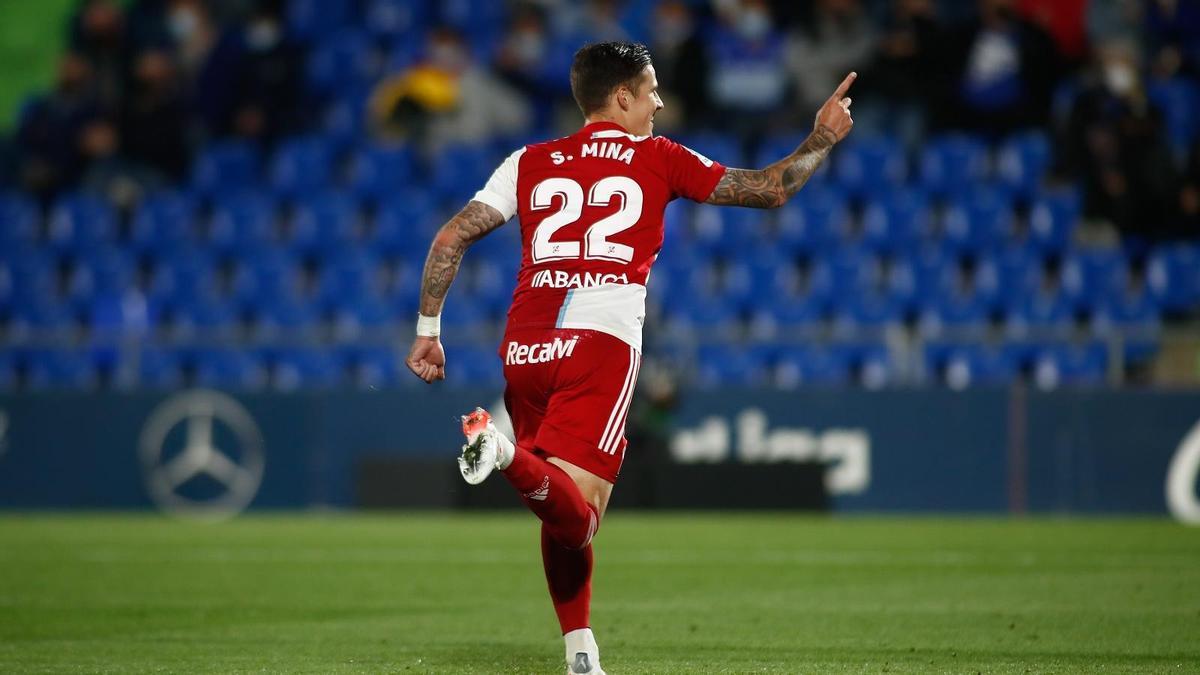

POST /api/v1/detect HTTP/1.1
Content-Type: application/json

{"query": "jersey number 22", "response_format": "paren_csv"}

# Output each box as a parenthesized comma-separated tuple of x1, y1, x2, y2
(530, 176, 643, 265)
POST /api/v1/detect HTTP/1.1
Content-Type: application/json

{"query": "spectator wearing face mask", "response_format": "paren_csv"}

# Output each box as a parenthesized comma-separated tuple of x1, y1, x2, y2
(163, 0, 243, 140)
(1060, 39, 1180, 241)
(938, 0, 1062, 136)
(706, 0, 789, 148)
(369, 28, 531, 150)
(229, 2, 306, 143)
(495, 4, 574, 132)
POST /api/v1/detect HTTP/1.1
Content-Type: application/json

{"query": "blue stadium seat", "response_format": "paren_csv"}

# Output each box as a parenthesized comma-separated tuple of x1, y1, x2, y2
(269, 135, 336, 199)
(306, 28, 376, 98)
(195, 349, 268, 390)
(687, 207, 730, 255)
(775, 184, 847, 254)
(918, 134, 990, 198)
(974, 246, 1044, 310)
(231, 251, 304, 313)
(747, 294, 826, 340)
(925, 343, 1015, 388)
(996, 130, 1050, 201)
(1032, 342, 1108, 389)
(832, 291, 906, 338)
(677, 133, 742, 167)
(288, 192, 361, 256)
(3, 252, 58, 313)
(371, 190, 442, 260)
(8, 301, 75, 342)
(344, 345, 402, 389)
(331, 295, 395, 342)
(363, 0, 432, 42)
(0, 192, 40, 249)
(1003, 286, 1076, 340)
(847, 342, 894, 389)
(1028, 188, 1080, 254)
(439, 295, 491, 332)
(431, 144, 496, 202)
(860, 188, 931, 253)
(250, 299, 320, 340)
(1060, 249, 1129, 313)
(722, 249, 801, 306)
(773, 346, 851, 388)
(663, 296, 741, 340)
(27, 349, 96, 390)
(148, 253, 219, 308)
(908, 245, 957, 303)
(467, 257, 519, 316)
(317, 250, 383, 309)
(135, 348, 185, 389)
(916, 288, 991, 339)
(287, 0, 354, 43)
(833, 135, 907, 198)
(346, 143, 416, 203)
(173, 297, 240, 341)
(656, 251, 720, 303)
(466, 217, 522, 261)
(130, 191, 199, 256)
(191, 140, 261, 198)
(1146, 243, 1200, 312)
(0, 351, 15, 390)
(208, 193, 280, 255)
(271, 349, 343, 390)
(66, 247, 136, 308)
(695, 344, 769, 387)
(47, 193, 117, 254)
(823, 248, 883, 299)
(1148, 77, 1199, 150)
(444, 345, 504, 388)
(941, 185, 1015, 253)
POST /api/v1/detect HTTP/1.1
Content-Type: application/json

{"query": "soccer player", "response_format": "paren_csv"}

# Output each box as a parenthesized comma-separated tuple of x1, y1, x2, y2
(406, 42, 854, 674)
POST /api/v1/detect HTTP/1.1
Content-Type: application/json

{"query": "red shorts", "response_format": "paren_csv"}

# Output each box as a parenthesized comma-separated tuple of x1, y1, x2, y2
(500, 328, 641, 483)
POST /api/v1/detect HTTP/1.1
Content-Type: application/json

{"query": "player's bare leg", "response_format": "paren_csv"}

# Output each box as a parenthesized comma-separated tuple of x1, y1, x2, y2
(459, 407, 609, 674)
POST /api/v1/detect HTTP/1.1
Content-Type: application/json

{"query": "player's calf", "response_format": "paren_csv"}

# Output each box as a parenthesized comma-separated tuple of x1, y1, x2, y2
(459, 406, 599, 549)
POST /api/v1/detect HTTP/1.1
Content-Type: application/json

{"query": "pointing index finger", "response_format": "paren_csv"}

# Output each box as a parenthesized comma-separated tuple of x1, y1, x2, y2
(831, 72, 857, 101)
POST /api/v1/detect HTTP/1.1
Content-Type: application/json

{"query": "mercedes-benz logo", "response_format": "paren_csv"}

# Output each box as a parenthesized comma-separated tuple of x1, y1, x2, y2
(139, 389, 265, 521)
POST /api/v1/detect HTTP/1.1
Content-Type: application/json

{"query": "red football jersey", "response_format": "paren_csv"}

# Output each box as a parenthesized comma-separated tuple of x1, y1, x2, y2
(472, 121, 726, 351)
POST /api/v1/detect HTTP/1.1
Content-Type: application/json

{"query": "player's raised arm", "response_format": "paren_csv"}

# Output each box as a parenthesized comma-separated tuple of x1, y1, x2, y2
(405, 200, 507, 384)
(706, 72, 856, 209)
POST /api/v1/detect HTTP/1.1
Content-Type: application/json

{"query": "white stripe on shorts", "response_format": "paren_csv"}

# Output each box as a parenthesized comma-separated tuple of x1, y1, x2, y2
(598, 346, 638, 454)
(600, 348, 641, 455)
(603, 351, 641, 454)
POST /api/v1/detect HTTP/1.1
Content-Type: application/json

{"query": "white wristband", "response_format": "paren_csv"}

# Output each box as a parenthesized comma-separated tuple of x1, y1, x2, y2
(416, 313, 441, 338)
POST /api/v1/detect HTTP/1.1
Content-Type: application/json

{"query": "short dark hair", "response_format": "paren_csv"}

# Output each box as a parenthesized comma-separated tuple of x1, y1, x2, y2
(569, 42, 653, 116)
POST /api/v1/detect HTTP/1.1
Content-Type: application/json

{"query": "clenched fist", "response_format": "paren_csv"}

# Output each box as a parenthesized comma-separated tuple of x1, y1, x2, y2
(406, 336, 446, 384)
(814, 71, 856, 143)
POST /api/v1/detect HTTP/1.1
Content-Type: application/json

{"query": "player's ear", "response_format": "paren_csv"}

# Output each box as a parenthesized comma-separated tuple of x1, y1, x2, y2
(616, 86, 631, 111)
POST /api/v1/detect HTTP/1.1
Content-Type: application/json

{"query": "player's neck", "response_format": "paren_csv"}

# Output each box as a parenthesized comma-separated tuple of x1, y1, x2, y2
(583, 112, 629, 132)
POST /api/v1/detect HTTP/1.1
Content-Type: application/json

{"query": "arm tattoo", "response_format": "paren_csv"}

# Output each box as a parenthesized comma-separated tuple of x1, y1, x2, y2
(418, 200, 506, 316)
(706, 125, 839, 208)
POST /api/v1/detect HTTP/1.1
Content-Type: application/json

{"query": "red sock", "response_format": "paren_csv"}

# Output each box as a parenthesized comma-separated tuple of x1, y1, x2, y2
(501, 446, 599, 549)
(542, 525, 593, 634)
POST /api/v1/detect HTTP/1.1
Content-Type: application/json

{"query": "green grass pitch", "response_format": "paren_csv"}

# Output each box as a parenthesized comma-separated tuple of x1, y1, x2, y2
(1, 513, 1197, 674)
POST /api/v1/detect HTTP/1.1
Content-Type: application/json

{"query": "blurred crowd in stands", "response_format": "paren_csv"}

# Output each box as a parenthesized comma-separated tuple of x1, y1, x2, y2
(4, 0, 1199, 240)
(1, 0, 1199, 390)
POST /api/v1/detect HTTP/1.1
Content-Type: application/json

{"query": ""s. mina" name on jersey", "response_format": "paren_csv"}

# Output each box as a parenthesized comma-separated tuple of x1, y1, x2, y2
(550, 141, 636, 166)
(530, 269, 630, 289)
